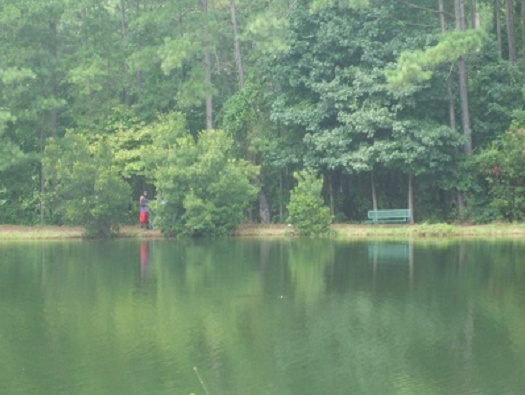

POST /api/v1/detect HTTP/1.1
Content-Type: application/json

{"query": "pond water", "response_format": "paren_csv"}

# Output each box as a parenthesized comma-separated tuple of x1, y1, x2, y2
(1, 238, 525, 395)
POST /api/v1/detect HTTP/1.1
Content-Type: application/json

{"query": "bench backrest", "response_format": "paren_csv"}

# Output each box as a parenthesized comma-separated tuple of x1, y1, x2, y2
(368, 209, 411, 220)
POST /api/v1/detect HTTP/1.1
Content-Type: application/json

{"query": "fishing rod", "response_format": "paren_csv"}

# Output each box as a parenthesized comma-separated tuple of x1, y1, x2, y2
(193, 366, 210, 395)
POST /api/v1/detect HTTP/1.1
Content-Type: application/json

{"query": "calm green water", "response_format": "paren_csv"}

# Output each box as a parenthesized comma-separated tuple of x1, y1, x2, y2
(1, 238, 525, 395)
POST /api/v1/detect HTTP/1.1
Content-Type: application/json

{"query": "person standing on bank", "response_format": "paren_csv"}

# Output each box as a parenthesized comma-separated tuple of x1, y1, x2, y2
(139, 191, 149, 229)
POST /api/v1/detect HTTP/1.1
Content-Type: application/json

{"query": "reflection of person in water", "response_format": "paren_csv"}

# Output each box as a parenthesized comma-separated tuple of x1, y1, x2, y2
(140, 241, 150, 280)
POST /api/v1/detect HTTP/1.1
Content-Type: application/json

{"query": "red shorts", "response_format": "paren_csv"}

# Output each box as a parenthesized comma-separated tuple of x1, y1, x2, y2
(139, 212, 149, 224)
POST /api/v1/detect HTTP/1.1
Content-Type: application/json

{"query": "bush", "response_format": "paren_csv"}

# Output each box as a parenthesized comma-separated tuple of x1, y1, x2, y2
(147, 113, 259, 237)
(43, 132, 132, 237)
(287, 169, 332, 236)
(470, 127, 525, 222)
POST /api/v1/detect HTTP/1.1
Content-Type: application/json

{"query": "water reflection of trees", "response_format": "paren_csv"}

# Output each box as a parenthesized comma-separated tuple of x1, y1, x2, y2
(1, 240, 525, 393)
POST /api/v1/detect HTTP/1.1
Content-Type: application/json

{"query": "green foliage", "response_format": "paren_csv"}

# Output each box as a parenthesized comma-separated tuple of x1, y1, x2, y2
(1, 0, 525, 226)
(472, 127, 525, 222)
(244, 4, 291, 55)
(0, 131, 24, 171)
(386, 29, 488, 90)
(147, 113, 259, 237)
(43, 132, 132, 237)
(0, 161, 41, 225)
(159, 36, 199, 74)
(378, 120, 462, 177)
(310, 0, 369, 13)
(261, 1, 469, 223)
(220, 81, 267, 155)
(469, 51, 524, 149)
(287, 169, 332, 236)
(0, 68, 32, 171)
(101, 106, 149, 179)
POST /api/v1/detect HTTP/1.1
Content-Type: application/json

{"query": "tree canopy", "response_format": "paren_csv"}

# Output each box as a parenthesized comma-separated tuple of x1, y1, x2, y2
(2, 0, 525, 233)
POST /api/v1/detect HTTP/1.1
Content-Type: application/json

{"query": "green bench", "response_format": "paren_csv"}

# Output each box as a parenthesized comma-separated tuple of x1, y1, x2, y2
(367, 209, 412, 224)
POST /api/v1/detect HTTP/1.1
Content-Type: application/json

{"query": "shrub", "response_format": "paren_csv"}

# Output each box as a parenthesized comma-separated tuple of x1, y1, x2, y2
(471, 127, 525, 222)
(287, 169, 332, 236)
(43, 132, 132, 237)
(147, 113, 259, 237)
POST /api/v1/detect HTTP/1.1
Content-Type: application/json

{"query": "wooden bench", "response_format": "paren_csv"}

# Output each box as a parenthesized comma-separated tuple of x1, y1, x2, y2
(367, 209, 412, 224)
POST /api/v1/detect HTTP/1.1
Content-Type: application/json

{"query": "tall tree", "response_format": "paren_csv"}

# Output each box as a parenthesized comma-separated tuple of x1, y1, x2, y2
(230, 0, 244, 87)
(228, 0, 271, 222)
(439, 0, 457, 130)
(521, 0, 525, 68)
(495, 0, 503, 57)
(506, 0, 517, 61)
(201, 0, 214, 130)
(118, 0, 131, 106)
(0, 108, 24, 172)
(0, 0, 73, 222)
(158, 0, 223, 132)
(455, 0, 473, 154)
(470, 0, 478, 28)
(266, 0, 463, 219)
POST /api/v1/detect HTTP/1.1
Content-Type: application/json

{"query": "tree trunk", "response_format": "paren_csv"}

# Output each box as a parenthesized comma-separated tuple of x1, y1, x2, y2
(279, 173, 284, 222)
(454, 0, 472, 218)
(201, 0, 213, 130)
(521, 0, 525, 69)
(371, 171, 378, 211)
(134, 1, 144, 101)
(40, 128, 45, 224)
(439, 0, 448, 33)
(408, 173, 414, 224)
(495, 0, 503, 58)
(438, 0, 457, 130)
(329, 174, 335, 216)
(119, 0, 127, 40)
(457, 188, 466, 217)
(230, 0, 244, 87)
(119, 0, 131, 106)
(259, 190, 270, 223)
(506, 0, 517, 61)
(229, 0, 268, 221)
(49, 20, 58, 138)
(457, 58, 472, 155)
(470, 0, 478, 28)
(43, 18, 60, 225)
(455, 0, 473, 155)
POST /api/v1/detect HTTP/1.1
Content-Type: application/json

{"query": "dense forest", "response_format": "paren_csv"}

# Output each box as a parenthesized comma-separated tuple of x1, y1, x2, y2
(2, 0, 525, 235)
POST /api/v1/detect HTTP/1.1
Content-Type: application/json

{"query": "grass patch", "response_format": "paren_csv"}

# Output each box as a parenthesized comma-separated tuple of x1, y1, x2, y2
(331, 223, 525, 238)
(0, 225, 161, 240)
(0, 226, 84, 240)
(1, 223, 525, 240)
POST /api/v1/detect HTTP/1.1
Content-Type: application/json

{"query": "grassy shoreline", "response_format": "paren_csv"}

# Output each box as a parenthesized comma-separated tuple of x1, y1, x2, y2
(237, 223, 525, 238)
(1, 223, 525, 240)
